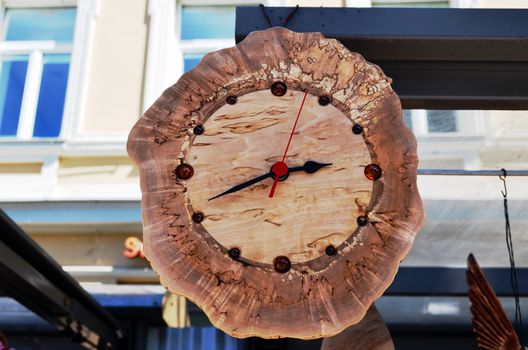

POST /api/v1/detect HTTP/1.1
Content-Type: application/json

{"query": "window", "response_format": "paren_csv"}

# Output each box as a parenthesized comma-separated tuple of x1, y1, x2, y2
(0, 7, 76, 139)
(426, 110, 457, 132)
(144, 1, 281, 110)
(180, 5, 236, 40)
(404, 110, 461, 135)
(178, 4, 236, 73)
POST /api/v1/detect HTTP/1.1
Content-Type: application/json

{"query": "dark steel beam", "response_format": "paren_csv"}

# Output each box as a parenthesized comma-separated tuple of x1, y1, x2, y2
(236, 7, 528, 110)
(0, 209, 125, 349)
(387, 266, 528, 297)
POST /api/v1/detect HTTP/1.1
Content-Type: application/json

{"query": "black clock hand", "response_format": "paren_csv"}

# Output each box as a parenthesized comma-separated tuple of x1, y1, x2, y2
(208, 161, 332, 201)
(209, 172, 271, 201)
(289, 160, 332, 174)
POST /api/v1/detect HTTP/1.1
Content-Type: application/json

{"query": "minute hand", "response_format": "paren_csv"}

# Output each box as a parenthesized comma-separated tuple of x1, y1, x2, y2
(208, 173, 271, 201)
(208, 161, 332, 201)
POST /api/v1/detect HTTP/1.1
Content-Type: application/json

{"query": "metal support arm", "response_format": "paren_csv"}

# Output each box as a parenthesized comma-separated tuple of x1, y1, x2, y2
(236, 7, 528, 110)
(0, 209, 125, 349)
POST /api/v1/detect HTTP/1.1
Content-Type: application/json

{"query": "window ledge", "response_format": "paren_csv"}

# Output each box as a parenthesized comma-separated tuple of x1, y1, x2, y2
(0, 137, 128, 158)
(416, 134, 485, 142)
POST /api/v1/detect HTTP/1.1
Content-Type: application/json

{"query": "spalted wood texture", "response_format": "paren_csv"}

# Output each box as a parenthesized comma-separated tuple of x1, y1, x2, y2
(467, 254, 521, 350)
(321, 305, 394, 350)
(188, 89, 373, 264)
(128, 27, 423, 339)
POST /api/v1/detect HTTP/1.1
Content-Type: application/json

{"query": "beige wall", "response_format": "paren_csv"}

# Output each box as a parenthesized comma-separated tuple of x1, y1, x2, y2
(479, 0, 528, 8)
(57, 157, 138, 186)
(33, 233, 148, 268)
(82, 0, 148, 134)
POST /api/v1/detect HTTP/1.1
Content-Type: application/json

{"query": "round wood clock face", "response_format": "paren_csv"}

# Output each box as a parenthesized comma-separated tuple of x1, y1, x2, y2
(187, 89, 373, 265)
(128, 27, 423, 339)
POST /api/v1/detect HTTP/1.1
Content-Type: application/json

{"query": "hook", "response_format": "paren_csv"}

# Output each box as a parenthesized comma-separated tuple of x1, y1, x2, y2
(500, 168, 507, 198)
(283, 5, 300, 27)
(259, 4, 300, 28)
(259, 4, 274, 27)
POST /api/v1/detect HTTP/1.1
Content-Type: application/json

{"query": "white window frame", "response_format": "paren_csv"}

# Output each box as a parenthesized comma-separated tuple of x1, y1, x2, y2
(406, 109, 488, 136)
(372, 0, 449, 5)
(0, 0, 100, 141)
(347, 0, 479, 8)
(143, 0, 285, 111)
(0, 0, 103, 202)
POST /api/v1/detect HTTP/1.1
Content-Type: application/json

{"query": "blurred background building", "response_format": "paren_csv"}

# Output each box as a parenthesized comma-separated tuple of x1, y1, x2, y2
(0, 0, 527, 349)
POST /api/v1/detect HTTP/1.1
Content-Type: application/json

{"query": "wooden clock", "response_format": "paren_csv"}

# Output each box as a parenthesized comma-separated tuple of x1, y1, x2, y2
(128, 27, 423, 339)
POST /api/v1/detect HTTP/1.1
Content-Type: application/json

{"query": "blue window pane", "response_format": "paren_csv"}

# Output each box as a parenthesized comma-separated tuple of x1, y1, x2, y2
(33, 54, 70, 138)
(0, 57, 28, 136)
(5, 8, 76, 43)
(181, 6, 235, 40)
(184, 54, 205, 72)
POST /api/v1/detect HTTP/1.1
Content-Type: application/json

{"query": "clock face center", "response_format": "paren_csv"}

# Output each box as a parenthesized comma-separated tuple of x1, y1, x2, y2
(186, 89, 374, 265)
(271, 161, 288, 177)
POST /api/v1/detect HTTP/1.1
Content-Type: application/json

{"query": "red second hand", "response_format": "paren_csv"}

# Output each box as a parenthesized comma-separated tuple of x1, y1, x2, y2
(269, 91, 309, 198)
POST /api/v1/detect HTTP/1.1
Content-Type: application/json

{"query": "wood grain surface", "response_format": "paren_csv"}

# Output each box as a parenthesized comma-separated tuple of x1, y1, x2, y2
(128, 27, 424, 339)
(187, 89, 372, 264)
(321, 305, 395, 350)
(467, 254, 521, 350)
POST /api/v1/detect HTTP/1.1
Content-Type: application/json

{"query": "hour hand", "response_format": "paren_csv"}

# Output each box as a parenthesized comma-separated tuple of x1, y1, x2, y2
(208, 172, 271, 201)
(289, 161, 332, 174)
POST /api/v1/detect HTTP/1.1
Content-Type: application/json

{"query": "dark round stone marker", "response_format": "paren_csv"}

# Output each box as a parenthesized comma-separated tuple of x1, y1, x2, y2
(270, 81, 287, 97)
(273, 255, 291, 274)
(193, 125, 204, 135)
(318, 96, 331, 106)
(192, 211, 204, 223)
(175, 163, 194, 180)
(325, 245, 337, 256)
(228, 247, 241, 260)
(352, 124, 363, 134)
(364, 164, 382, 180)
(357, 215, 368, 226)
(226, 95, 237, 105)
